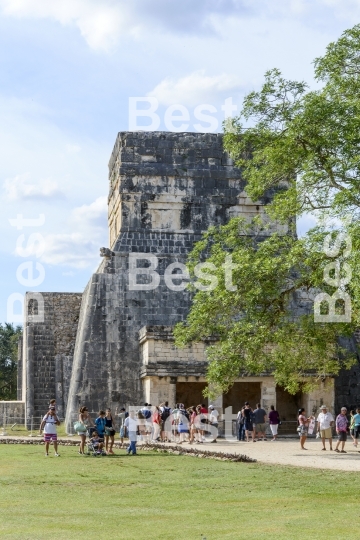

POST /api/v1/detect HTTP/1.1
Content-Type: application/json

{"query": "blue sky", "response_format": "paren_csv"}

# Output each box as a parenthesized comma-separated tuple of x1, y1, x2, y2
(1, 0, 359, 323)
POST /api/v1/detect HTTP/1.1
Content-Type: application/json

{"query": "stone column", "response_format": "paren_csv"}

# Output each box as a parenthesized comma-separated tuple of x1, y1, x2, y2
(25, 325, 34, 428)
(17, 335, 23, 401)
(304, 378, 335, 417)
(261, 378, 276, 412)
(55, 354, 64, 419)
(169, 377, 177, 407)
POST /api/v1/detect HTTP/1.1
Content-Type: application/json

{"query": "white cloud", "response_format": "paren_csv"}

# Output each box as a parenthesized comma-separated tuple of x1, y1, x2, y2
(0, 0, 130, 52)
(3, 173, 65, 201)
(39, 196, 108, 268)
(148, 71, 244, 108)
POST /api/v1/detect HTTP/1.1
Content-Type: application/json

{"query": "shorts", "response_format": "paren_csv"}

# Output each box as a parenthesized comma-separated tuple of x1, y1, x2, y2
(298, 426, 308, 437)
(354, 426, 360, 439)
(320, 427, 332, 439)
(255, 423, 266, 433)
(337, 431, 347, 442)
(44, 433, 57, 442)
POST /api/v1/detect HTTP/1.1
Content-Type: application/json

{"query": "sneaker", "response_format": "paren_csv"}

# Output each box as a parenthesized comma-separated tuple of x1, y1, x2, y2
(45, 453, 49, 457)
(210, 440, 217, 443)
(54, 453, 60, 457)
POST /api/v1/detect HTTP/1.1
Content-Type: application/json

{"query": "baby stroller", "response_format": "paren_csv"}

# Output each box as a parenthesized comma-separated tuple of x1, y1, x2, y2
(86, 427, 106, 457)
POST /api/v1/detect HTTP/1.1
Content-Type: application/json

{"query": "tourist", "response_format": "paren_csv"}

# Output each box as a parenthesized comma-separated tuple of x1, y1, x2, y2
(316, 405, 334, 451)
(160, 401, 171, 442)
(137, 409, 146, 441)
(199, 404, 208, 442)
(243, 402, 255, 442)
(90, 431, 104, 454)
(353, 407, 360, 447)
(188, 406, 197, 444)
(195, 405, 204, 443)
(125, 410, 138, 455)
(208, 405, 219, 443)
(253, 403, 267, 441)
(77, 406, 93, 455)
(39, 406, 60, 457)
(94, 410, 106, 439)
(143, 403, 153, 441)
(171, 403, 181, 443)
(116, 407, 127, 444)
(152, 406, 161, 441)
(349, 410, 356, 447)
(237, 407, 245, 441)
(298, 408, 311, 450)
(335, 407, 349, 453)
(104, 408, 116, 454)
(268, 405, 280, 441)
(177, 404, 189, 443)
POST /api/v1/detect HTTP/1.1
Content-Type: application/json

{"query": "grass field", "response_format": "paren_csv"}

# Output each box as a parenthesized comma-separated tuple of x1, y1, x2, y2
(0, 444, 356, 540)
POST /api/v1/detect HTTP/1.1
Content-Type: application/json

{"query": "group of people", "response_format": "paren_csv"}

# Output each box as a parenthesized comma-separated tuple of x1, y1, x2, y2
(74, 402, 220, 456)
(39, 398, 360, 457)
(237, 403, 280, 442)
(299, 404, 360, 453)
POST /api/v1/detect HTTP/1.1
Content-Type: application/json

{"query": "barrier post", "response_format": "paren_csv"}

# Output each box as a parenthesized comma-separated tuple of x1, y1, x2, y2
(29, 415, 36, 437)
(1, 412, 8, 436)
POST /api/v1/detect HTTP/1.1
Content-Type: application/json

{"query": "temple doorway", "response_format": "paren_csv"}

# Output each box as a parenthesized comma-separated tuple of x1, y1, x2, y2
(176, 382, 208, 407)
(223, 382, 261, 414)
(276, 386, 302, 421)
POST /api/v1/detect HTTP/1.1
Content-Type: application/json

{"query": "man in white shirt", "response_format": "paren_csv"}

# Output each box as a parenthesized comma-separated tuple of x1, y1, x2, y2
(209, 405, 219, 443)
(39, 407, 60, 457)
(316, 405, 334, 451)
(124, 411, 138, 455)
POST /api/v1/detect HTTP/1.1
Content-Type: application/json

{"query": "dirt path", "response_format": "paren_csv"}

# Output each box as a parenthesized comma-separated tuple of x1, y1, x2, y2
(173, 438, 360, 471)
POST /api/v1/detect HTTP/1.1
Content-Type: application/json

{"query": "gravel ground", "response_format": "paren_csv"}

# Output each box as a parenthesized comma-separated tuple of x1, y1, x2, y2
(172, 437, 360, 471)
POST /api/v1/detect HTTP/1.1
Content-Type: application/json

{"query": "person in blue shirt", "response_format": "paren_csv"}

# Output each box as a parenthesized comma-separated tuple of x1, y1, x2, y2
(353, 408, 360, 445)
(95, 410, 106, 438)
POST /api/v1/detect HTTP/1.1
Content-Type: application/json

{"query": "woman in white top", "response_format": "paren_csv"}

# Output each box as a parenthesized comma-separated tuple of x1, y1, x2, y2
(78, 406, 93, 455)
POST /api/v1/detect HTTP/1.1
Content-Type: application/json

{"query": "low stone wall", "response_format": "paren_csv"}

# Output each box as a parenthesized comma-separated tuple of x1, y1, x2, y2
(0, 401, 25, 419)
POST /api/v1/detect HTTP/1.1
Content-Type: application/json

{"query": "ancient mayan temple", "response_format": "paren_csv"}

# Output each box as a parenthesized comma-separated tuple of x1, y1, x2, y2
(14, 131, 355, 428)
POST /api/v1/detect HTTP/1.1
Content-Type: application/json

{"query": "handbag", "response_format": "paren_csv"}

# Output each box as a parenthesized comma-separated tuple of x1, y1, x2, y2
(74, 421, 87, 433)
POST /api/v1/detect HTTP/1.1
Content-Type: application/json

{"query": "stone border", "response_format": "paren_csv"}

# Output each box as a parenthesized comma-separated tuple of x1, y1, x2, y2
(0, 438, 255, 463)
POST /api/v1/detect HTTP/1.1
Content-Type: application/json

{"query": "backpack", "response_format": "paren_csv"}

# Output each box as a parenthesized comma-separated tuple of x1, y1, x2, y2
(161, 407, 171, 422)
(142, 409, 152, 420)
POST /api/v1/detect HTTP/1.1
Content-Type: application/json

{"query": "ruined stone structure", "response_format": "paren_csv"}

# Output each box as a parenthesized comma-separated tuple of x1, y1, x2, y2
(14, 130, 356, 428)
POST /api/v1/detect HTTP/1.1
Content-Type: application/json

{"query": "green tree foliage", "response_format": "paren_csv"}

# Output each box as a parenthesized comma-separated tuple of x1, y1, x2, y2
(224, 24, 360, 221)
(174, 219, 356, 397)
(0, 323, 22, 400)
(175, 25, 360, 396)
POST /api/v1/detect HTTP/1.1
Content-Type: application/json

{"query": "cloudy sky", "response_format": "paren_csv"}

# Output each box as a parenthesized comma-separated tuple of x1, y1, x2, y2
(1, 0, 359, 322)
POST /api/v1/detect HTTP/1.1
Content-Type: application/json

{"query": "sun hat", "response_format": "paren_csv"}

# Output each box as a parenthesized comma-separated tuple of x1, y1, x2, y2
(320, 405, 327, 409)
(209, 405, 215, 409)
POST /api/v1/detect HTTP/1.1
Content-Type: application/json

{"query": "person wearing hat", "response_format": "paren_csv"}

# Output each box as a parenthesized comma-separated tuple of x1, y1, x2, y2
(316, 405, 334, 451)
(208, 405, 219, 443)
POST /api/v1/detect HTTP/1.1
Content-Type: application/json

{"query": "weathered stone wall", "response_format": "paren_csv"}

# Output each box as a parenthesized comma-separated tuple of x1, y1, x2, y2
(0, 401, 25, 421)
(24, 292, 82, 420)
(65, 131, 273, 427)
(334, 335, 360, 412)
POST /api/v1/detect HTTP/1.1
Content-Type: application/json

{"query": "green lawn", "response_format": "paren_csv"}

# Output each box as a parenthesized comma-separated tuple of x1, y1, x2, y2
(0, 445, 355, 540)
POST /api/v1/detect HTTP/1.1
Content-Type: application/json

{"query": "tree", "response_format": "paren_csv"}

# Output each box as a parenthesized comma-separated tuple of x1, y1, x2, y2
(0, 323, 22, 400)
(174, 25, 360, 397)
(224, 24, 360, 222)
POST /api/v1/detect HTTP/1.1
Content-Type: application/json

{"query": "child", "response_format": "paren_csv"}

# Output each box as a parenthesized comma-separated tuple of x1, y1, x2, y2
(90, 431, 104, 454)
(95, 410, 106, 438)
